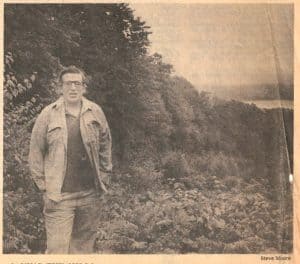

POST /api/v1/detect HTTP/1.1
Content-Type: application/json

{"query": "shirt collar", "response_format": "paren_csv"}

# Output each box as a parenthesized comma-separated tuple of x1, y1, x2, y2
(52, 96, 92, 114)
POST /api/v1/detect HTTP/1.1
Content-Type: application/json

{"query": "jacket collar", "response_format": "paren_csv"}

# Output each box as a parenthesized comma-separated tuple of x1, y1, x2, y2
(52, 96, 93, 114)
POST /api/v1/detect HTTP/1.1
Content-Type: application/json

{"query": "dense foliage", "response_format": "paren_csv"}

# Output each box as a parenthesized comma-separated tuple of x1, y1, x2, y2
(3, 4, 293, 254)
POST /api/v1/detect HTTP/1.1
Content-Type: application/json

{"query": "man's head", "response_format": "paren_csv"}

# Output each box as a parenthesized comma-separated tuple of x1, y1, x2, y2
(58, 66, 87, 105)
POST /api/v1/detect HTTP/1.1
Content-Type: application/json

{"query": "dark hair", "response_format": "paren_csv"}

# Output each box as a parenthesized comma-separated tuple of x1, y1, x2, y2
(58, 65, 87, 84)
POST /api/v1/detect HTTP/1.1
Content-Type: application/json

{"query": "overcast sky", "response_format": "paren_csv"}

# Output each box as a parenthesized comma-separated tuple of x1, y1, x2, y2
(130, 4, 293, 92)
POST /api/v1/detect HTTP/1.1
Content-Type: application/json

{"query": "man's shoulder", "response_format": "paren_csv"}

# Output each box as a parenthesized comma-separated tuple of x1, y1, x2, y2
(35, 98, 62, 120)
(83, 97, 108, 124)
(85, 98, 100, 109)
(84, 98, 105, 115)
(43, 101, 57, 111)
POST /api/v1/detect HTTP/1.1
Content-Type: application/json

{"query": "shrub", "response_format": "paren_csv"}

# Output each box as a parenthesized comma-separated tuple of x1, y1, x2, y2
(162, 152, 190, 180)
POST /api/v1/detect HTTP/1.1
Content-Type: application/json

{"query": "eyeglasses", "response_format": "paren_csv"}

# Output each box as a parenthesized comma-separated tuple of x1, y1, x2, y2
(62, 81, 84, 87)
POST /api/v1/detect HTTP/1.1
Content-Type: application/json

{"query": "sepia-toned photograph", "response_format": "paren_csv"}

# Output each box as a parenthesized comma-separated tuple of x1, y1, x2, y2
(3, 3, 293, 256)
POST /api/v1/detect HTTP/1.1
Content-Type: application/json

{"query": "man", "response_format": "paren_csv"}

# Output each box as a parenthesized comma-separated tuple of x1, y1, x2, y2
(29, 66, 112, 254)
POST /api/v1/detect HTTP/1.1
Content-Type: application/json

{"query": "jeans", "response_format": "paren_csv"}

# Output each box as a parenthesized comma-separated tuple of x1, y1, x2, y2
(43, 189, 101, 254)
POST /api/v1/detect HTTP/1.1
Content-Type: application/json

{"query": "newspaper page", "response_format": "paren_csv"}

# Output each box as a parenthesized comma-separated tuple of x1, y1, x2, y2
(0, 1, 298, 264)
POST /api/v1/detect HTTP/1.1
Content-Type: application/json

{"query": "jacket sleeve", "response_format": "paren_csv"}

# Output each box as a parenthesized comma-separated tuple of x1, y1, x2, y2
(97, 107, 112, 173)
(28, 109, 48, 191)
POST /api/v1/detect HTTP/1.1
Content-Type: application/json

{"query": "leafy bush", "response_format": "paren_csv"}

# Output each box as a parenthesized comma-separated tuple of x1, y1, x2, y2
(162, 152, 190, 181)
(94, 172, 292, 253)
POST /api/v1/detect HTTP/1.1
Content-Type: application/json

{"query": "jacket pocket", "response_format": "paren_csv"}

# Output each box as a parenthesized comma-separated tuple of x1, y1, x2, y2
(47, 123, 62, 146)
(86, 119, 101, 147)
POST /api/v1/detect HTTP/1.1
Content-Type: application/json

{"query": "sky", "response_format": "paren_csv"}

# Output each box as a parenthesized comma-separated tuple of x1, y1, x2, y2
(130, 4, 293, 94)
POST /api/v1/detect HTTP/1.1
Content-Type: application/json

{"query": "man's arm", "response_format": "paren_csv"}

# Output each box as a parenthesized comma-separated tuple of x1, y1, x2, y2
(95, 106, 112, 174)
(28, 109, 48, 192)
(99, 116, 112, 174)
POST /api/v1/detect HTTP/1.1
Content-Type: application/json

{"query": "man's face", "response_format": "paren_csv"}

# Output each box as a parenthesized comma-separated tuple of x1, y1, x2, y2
(61, 73, 85, 104)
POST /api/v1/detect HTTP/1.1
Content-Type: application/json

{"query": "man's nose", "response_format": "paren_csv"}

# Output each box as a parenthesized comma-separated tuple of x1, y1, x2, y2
(70, 83, 77, 89)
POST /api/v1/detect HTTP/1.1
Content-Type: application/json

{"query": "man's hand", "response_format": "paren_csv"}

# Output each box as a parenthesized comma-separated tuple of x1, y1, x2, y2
(101, 171, 111, 186)
(43, 193, 58, 210)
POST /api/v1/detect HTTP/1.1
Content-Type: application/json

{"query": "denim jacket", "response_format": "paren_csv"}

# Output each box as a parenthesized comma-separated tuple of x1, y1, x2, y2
(29, 96, 112, 201)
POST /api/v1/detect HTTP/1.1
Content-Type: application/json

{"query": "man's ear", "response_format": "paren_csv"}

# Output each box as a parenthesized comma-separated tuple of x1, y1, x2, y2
(83, 85, 87, 95)
(56, 83, 63, 96)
